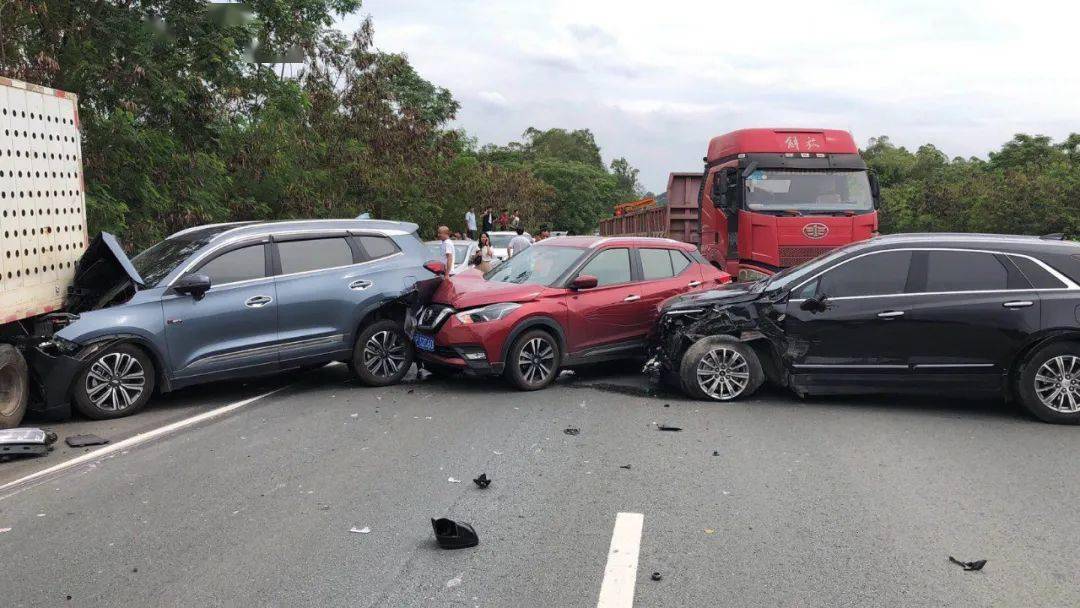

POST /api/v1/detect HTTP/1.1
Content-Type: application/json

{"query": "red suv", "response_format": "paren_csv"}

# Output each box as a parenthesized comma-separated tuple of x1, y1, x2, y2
(410, 237, 730, 390)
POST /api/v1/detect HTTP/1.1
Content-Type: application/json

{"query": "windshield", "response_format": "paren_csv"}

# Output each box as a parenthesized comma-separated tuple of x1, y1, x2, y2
(745, 169, 873, 213)
(488, 234, 513, 248)
(483, 245, 583, 286)
(131, 236, 214, 287)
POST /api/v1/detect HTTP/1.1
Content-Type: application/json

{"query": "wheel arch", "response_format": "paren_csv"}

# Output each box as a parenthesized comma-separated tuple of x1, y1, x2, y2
(499, 317, 567, 364)
(74, 334, 170, 394)
(1009, 329, 1080, 384)
(351, 294, 412, 345)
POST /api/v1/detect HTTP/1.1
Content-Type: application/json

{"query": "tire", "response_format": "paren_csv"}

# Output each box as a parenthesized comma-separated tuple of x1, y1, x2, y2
(350, 319, 414, 387)
(504, 329, 560, 391)
(679, 336, 764, 402)
(1016, 341, 1080, 424)
(0, 344, 29, 429)
(72, 343, 156, 420)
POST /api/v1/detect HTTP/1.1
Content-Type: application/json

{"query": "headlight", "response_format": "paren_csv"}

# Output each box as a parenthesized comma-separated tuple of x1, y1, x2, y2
(737, 268, 770, 282)
(38, 336, 82, 356)
(454, 302, 521, 324)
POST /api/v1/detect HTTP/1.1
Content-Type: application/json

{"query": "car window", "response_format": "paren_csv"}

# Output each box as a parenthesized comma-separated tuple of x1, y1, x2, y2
(1009, 255, 1067, 289)
(357, 235, 400, 261)
(196, 245, 265, 285)
(640, 249, 675, 280)
(922, 251, 1008, 292)
(813, 250, 912, 298)
(278, 238, 353, 274)
(671, 250, 691, 275)
(579, 248, 631, 286)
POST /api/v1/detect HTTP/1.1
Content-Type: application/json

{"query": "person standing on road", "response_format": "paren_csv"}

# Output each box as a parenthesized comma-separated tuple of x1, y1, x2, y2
(510, 209, 521, 230)
(498, 209, 510, 231)
(465, 207, 477, 240)
(508, 226, 532, 257)
(437, 225, 455, 271)
(481, 207, 494, 233)
(476, 232, 496, 272)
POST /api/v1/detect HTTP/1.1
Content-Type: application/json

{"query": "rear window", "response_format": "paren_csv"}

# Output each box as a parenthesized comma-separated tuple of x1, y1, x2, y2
(358, 235, 400, 261)
(639, 248, 692, 280)
(1009, 255, 1067, 289)
(278, 238, 353, 274)
(923, 251, 1008, 292)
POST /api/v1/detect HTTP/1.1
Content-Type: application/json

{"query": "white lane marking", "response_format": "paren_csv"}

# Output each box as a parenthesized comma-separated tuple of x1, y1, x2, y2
(597, 512, 644, 608)
(0, 387, 288, 498)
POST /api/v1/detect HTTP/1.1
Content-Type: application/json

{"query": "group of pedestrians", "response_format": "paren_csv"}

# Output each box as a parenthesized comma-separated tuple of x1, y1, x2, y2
(464, 207, 522, 239)
(436, 210, 553, 274)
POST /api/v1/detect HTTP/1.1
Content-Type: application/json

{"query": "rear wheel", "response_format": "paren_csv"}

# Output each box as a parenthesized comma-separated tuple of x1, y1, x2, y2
(0, 344, 29, 429)
(351, 320, 414, 386)
(72, 344, 155, 420)
(679, 336, 764, 401)
(505, 329, 560, 391)
(1017, 341, 1080, 424)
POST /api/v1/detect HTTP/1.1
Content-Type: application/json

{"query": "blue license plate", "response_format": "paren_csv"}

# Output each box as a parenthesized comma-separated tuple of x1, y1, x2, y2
(413, 333, 435, 352)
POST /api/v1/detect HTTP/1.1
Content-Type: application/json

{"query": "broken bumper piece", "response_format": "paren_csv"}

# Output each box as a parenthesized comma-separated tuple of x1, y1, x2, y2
(431, 517, 479, 549)
(0, 428, 58, 458)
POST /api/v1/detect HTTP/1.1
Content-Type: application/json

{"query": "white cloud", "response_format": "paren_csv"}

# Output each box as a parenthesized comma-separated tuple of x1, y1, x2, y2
(342, 0, 1080, 191)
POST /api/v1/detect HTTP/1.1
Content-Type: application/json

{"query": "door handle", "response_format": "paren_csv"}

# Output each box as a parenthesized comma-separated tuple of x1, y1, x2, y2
(624, 295, 641, 302)
(688, 281, 702, 288)
(877, 310, 904, 319)
(349, 279, 373, 291)
(1003, 300, 1033, 309)
(244, 295, 273, 308)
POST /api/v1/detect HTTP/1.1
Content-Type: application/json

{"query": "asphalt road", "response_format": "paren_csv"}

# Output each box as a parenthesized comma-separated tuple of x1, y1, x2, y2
(1, 363, 1078, 607)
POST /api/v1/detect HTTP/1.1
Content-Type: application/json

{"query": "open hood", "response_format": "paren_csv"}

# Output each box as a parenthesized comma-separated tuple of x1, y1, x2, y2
(433, 273, 544, 310)
(66, 232, 144, 313)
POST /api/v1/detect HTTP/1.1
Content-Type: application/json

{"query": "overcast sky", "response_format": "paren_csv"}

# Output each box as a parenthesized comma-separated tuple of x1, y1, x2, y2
(337, 0, 1079, 193)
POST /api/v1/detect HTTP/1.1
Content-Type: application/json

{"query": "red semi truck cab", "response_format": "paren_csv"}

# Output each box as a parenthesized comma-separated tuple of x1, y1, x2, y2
(700, 128, 879, 280)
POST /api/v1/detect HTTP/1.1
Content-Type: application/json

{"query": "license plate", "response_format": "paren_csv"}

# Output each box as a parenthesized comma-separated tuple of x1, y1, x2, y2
(413, 333, 435, 352)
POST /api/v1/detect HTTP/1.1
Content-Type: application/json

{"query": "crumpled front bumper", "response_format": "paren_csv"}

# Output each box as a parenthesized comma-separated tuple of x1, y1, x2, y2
(24, 338, 116, 420)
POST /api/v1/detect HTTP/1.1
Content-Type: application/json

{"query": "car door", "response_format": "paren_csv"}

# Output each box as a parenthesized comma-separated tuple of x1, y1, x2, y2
(163, 240, 279, 380)
(634, 248, 700, 335)
(564, 247, 641, 355)
(783, 249, 915, 371)
(897, 249, 1040, 377)
(271, 233, 361, 366)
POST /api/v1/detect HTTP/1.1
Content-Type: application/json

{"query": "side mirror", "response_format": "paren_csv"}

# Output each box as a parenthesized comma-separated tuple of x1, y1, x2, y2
(423, 261, 446, 276)
(174, 273, 211, 301)
(711, 168, 738, 213)
(868, 172, 881, 208)
(570, 275, 598, 290)
(799, 293, 830, 313)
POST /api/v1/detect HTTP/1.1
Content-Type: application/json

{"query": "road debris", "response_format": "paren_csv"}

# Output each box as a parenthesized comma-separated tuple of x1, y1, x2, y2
(651, 572, 663, 581)
(473, 474, 491, 488)
(446, 573, 463, 588)
(349, 526, 371, 534)
(431, 517, 479, 549)
(712, 450, 720, 456)
(656, 424, 682, 432)
(0, 428, 57, 459)
(0, 527, 11, 533)
(448, 477, 462, 483)
(704, 529, 715, 534)
(563, 427, 580, 436)
(64, 434, 109, 448)
(948, 556, 987, 571)
(619, 464, 632, 470)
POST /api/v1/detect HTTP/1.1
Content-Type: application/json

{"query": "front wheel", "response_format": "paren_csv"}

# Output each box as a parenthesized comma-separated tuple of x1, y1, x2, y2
(72, 344, 156, 419)
(1017, 342, 1080, 424)
(0, 344, 29, 429)
(679, 336, 764, 401)
(351, 320, 414, 387)
(505, 329, 560, 391)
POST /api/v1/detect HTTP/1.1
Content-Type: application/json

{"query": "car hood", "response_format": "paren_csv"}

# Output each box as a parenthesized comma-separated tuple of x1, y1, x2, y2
(660, 281, 762, 312)
(66, 232, 145, 313)
(433, 273, 544, 309)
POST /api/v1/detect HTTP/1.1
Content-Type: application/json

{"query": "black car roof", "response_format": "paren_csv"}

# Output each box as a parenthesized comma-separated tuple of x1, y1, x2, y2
(857, 233, 1080, 255)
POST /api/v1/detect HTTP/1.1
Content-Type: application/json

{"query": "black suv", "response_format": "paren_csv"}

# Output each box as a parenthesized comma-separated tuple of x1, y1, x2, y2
(650, 233, 1080, 424)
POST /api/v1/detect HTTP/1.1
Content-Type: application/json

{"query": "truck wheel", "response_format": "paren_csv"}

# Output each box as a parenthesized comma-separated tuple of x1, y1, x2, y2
(505, 329, 560, 391)
(679, 336, 764, 401)
(1016, 341, 1080, 424)
(72, 344, 156, 420)
(350, 320, 414, 386)
(0, 344, 29, 429)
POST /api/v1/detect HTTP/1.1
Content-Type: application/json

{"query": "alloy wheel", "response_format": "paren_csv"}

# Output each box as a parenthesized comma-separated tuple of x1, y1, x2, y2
(1034, 355, 1080, 413)
(696, 346, 750, 400)
(363, 330, 407, 378)
(517, 337, 554, 385)
(85, 352, 146, 412)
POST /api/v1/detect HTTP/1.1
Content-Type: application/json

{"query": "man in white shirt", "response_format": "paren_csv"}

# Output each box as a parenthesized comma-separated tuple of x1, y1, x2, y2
(507, 226, 532, 257)
(438, 225, 454, 272)
(464, 208, 477, 239)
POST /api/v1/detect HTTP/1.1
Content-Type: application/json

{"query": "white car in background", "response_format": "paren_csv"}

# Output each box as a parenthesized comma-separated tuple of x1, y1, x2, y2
(487, 231, 530, 260)
(425, 240, 479, 275)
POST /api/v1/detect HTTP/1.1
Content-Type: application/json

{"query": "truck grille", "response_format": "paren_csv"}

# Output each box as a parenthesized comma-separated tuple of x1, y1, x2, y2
(779, 246, 836, 267)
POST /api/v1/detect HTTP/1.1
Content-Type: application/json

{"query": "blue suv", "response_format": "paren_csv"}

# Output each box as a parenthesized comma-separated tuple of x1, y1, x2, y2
(29, 220, 439, 420)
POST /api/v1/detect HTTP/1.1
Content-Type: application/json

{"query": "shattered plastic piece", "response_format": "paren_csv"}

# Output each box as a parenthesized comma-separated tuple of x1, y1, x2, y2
(948, 556, 987, 571)
(712, 450, 719, 456)
(657, 424, 682, 432)
(651, 572, 663, 581)
(619, 464, 632, 470)
(0, 527, 11, 533)
(431, 518, 479, 549)
(446, 573, 463, 588)
(448, 477, 462, 483)
(0, 428, 55, 457)
(704, 529, 715, 534)
(563, 428, 580, 436)
(65, 434, 109, 448)
(473, 474, 491, 488)
(349, 526, 371, 534)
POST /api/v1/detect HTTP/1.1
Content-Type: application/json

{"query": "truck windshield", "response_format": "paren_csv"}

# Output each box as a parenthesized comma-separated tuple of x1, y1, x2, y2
(744, 169, 873, 213)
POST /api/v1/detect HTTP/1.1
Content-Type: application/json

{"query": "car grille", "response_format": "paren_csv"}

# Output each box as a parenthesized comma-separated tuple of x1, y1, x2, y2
(415, 304, 454, 331)
(779, 246, 836, 267)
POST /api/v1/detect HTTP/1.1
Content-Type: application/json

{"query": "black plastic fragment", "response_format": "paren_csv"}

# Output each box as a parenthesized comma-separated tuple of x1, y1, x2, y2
(431, 517, 479, 550)
(619, 464, 632, 470)
(651, 572, 663, 581)
(563, 427, 580, 436)
(712, 450, 719, 456)
(65, 434, 109, 448)
(657, 424, 682, 432)
(948, 556, 987, 571)
(473, 473, 491, 488)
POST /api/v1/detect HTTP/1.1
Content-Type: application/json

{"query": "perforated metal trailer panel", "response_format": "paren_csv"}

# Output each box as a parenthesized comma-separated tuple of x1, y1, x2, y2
(0, 77, 87, 323)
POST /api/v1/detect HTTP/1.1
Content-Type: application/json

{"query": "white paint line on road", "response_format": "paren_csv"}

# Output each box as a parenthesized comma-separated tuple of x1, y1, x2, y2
(596, 512, 644, 608)
(0, 386, 289, 499)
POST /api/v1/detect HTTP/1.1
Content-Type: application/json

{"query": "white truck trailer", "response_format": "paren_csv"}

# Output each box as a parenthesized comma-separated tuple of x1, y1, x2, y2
(0, 76, 89, 427)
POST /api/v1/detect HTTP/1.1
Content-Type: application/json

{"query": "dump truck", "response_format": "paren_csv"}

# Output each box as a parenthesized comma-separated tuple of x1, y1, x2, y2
(0, 77, 88, 427)
(600, 128, 880, 281)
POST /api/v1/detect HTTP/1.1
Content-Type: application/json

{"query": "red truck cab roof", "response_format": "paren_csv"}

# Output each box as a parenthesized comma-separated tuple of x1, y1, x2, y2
(706, 128, 859, 163)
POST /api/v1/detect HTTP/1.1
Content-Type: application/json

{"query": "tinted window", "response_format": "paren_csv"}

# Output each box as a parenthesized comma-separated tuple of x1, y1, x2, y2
(358, 235, 400, 260)
(923, 251, 1007, 292)
(580, 248, 631, 286)
(197, 245, 265, 285)
(1009, 255, 1066, 289)
(815, 251, 912, 297)
(278, 238, 353, 274)
(671, 250, 691, 275)
(640, 249, 674, 280)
